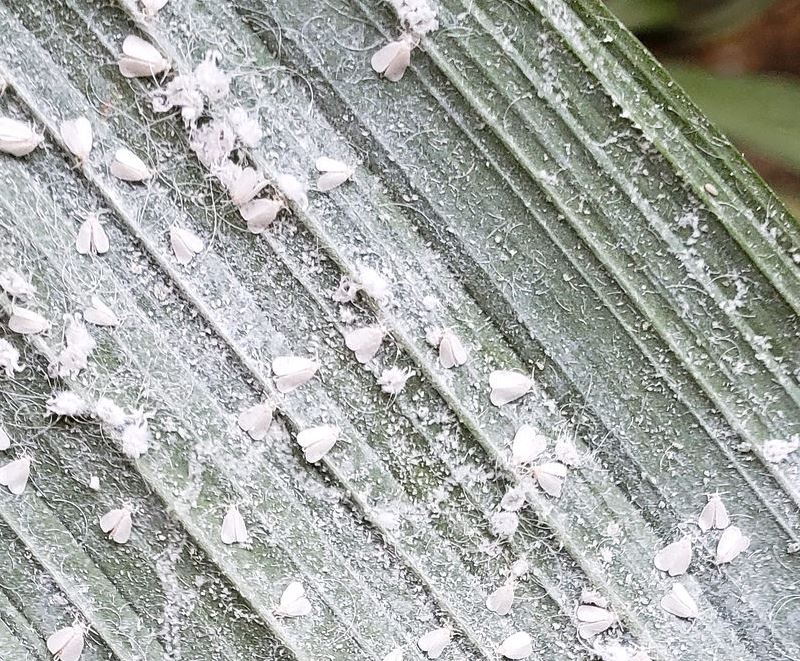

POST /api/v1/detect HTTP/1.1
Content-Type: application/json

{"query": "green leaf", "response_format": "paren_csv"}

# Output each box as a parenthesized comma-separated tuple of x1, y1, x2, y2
(0, 0, 798, 659)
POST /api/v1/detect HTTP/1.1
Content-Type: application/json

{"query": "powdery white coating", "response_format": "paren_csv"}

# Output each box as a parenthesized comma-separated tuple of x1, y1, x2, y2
(500, 485, 526, 512)
(491, 511, 519, 538)
(510, 557, 529, 578)
(497, 631, 532, 659)
(0, 117, 43, 156)
(489, 370, 532, 406)
(194, 51, 230, 102)
(697, 494, 730, 532)
(121, 421, 150, 458)
(46, 625, 85, 661)
(88, 475, 100, 491)
(377, 366, 413, 395)
(84, 296, 119, 327)
(382, 648, 404, 661)
(170, 226, 204, 265)
(276, 173, 308, 210)
(220, 504, 249, 544)
(46, 391, 87, 417)
(152, 74, 204, 124)
(99, 507, 132, 544)
(371, 37, 414, 82)
(345, 326, 385, 364)
(660, 583, 698, 620)
(297, 424, 340, 463)
(357, 266, 391, 301)
(0, 268, 36, 298)
(0, 457, 30, 494)
(95, 397, 128, 428)
(225, 107, 260, 146)
(60, 117, 93, 161)
(762, 437, 799, 463)
(715, 525, 750, 565)
(315, 156, 354, 192)
(533, 462, 567, 498)
(653, 535, 692, 576)
(110, 147, 152, 182)
(486, 580, 514, 615)
(592, 640, 651, 661)
(417, 627, 451, 659)
(227, 166, 267, 207)
(0, 339, 23, 376)
(75, 213, 109, 255)
(272, 355, 319, 393)
(140, 0, 170, 16)
(437, 328, 467, 368)
(554, 437, 581, 466)
(0, 426, 10, 451)
(237, 401, 274, 441)
(576, 604, 617, 638)
(239, 198, 282, 235)
(389, 0, 439, 35)
(118, 35, 170, 78)
(275, 581, 312, 617)
(8, 306, 49, 334)
(51, 317, 96, 378)
(511, 424, 547, 464)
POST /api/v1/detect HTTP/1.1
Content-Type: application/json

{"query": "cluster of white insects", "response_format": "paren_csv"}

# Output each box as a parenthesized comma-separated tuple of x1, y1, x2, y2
(0, 0, 765, 659)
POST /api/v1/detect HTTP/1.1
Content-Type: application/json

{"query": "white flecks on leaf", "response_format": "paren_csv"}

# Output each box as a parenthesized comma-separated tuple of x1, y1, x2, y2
(47, 390, 87, 417)
(660, 583, 698, 619)
(60, 117, 93, 162)
(8, 306, 49, 335)
(0, 338, 23, 376)
(276, 173, 308, 210)
(84, 296, 119, 327)
(377, 366, 413, 395)
(389, 0, 439, 35)
(46, 625, 85, 661)
(170, 225, 204, 265)
(240, 198, 282, 234)
(491, 511, 519, 538)
(140, 0, 170, 16)
(580, 589, 609, 608)
(272, 355, 319, 393)
(0, 456, 30, 494)
(0, 117, 43, 157)
(51, 317, 96, 378)
(486, 580, 514, 615)
(0, 268, 36, 298)
(99, 507, 132, 544)
(532, 462, 567, 498)
(500, 485, 526, 512)
(371, 36, 415, 82)
(489, 370, 532, 406)
(554, 436, 581, 466)
(417, 627, 451, 659)
(497, 631, 532, 659)
(438, 328, 467, 368)
(225, 107, 260, 146)
(88, 475, 100, 491)
(95, 397, 128, 428)
(697, 494, 729, 532)
(576, 604, 617, 638)
(221, 504, 249, 545)
(194, 51, 230, 102)
(345, 326, 385, 364)
(237, 401, 274, 440)
(762, 437, 799, 463)
(356, 266, 390, 302)
(118, 35, 170, 78)
(510, 556, 529, 578)
(715, 525, 750, 565)
(297, 424, 339, 463)
(315, 156, 354, 192)
(110, 147, 152, 181)
(653, 535, 692, 576)
(511, 424, 547, 464)
(121, 421, 151, 458)
(0, 426, 10, 451)
(75, 212, 110, 255)
(382, 648, 404, 661)
(275, 581, 312, 617)
(152, 74, 204, 124)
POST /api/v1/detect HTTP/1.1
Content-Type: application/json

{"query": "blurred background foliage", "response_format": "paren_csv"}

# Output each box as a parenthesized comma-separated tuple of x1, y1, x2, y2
(605, 0, 800, 217)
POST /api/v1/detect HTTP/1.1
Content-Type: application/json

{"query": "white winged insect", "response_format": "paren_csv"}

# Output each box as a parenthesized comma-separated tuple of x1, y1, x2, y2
(0, 456, 30, 494)
(532, 462, 567, 498)
(654, 535, 692, 576)
(576, 604, 617, 638)
(371, 35, 415, 82)
(8, 306, 49, 334)
(275, 581, 312, 617)
(296, 424, 339, 463)
(46, 624, 85, 661)
(276, 173, 308, 210)
(345, 326, 384, 364)
(60, 117, 93, 162)
(315, 156, 353, 192)
(715, 525, 750, 565)
(489, 370, 533, 406)
(140, 0, 169, 16)
(272, 355, 319, 393)
(220, 504, 249, 545)
(75, 212, 109, 255)
(121, 421, 151, 458)
(0, 426, 10, 451)
(0, 338, 23, 376)
(497, 631, 532, 659)
(239, 198, 283, 234)
(99, 506, 132, 544)
(51, 317, 96, 378)
(511, 424, 547, 464)
(237, 401, 274, 440)
(660, 583, 698, 620)
(486, 580, 515, 615)
(118, 35, 170, 78)
(170, 225, 204, 265)
(0, 117, 43, 157)
(438, 328, 467, 369)
(84, 296, 119, 327)
(95, 397, 128, 428)
(0, 268, 36, 298)
(110, 147, 152, 181)
(227, 166, 267, 207)
(698, 494, 730, 532)
(383, 648, 404, 661)
(417, 627, 451, 659)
